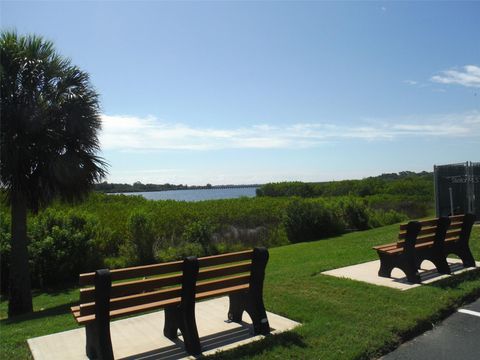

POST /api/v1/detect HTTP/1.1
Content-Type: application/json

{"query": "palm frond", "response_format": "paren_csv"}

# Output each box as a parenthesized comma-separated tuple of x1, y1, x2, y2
(0, 31, 108, 210)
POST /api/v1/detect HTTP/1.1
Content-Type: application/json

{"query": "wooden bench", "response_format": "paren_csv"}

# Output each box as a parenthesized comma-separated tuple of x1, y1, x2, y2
(71, 247, 270, 359)
(373, 213, 476, 283)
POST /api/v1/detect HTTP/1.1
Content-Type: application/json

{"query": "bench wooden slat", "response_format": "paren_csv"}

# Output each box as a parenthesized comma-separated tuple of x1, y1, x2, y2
(77, 276, 252, 320)
(449, 214, 466, 222)
(197, 262, 251, 281)
(396, 229, 462, 247)
(399, 214, 465, 230)
(399, 218, 438, 231)
(79, 260, 183, 286)
(75, 283, 252, 325)
(196, 274, 250, 294)
(80, 273, 183, 303)
(398, 221, 463, 240)
(76, 296, 182, 325)
(80, 286, 183, 316)
(373, 243, 397, 251)
(448, 222, 463, 230)
(398, 226, 437, 239)
(198, 250, 253, 268)
(383, 235, 461, 254)
(196, 283, 249, 301)
(71, 306, 80, 319)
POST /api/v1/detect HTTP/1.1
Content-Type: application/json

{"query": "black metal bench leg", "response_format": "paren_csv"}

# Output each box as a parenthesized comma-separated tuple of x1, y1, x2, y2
(397, 262, 421, 283)
(85, 322, 98, 359)
(452, 246, 476, 268)
(163, 306, 180, 340)
(454, 213, 477, 268)
(402, 221, 422, 283)
(85, 269, 114, 360)
(179, 256, 201, 355)
(429, 254, 451, 274)
(179, 303, 201, 355)
(428, 216, 451, 274)
(244, 247, 270, 336)
(378, 252, 394, 278)
(228, 292, 246, 323)
(164, 303, 201, 355)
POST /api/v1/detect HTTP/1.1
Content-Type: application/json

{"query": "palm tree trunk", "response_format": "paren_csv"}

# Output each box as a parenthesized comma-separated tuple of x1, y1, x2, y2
(8, 190, 33, 316)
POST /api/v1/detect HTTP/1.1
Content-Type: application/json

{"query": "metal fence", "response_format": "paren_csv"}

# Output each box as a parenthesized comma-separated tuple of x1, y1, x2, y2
(434, 161, 480, 218)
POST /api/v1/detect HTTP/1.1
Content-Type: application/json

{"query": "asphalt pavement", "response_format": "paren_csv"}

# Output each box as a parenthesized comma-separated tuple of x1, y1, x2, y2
(381, 298, 480, 360)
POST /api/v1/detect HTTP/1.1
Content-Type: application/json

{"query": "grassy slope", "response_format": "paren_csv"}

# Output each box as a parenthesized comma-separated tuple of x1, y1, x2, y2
(1, 224, 479, 359)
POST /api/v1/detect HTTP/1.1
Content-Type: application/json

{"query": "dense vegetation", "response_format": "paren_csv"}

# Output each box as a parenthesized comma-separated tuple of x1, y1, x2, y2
(257, 171, 434, 219)
(256, 171, 433, 198)
(1, 192, 410, 292)
(0, 172, 436, 292)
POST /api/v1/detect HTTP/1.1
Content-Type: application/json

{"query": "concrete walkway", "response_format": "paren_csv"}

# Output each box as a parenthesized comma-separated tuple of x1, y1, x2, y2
(381, 298, 480, 360)
(322, 258, 480, 290)
(28, 296, 300, 360)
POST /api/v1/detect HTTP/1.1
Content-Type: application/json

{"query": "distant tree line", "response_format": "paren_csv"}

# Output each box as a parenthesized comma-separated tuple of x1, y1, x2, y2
(256, 171, 433, 199)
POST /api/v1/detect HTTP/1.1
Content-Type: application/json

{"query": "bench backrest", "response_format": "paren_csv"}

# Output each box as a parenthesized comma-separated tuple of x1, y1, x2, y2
(75, 248, 264, 323)
(195, 250, 254, 298)
(78, 259, 185, 320)
(396, 214, 466, 248)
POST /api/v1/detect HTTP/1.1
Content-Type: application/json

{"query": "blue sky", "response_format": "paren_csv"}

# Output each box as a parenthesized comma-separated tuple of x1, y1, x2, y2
(2, 1, 479, 185)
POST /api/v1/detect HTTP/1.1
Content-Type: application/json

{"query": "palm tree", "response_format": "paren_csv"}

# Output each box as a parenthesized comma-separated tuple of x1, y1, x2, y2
(0, 31, 107, 316)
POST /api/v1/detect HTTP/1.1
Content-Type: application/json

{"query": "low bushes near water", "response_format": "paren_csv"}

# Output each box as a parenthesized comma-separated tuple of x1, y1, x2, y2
(256, 172, 434, 220)
(0, 192, 409, 292)
(284, 199, 345, 243)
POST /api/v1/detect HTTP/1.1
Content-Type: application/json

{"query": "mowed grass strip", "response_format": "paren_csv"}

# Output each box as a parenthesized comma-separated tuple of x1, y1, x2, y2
(1, 224, 479, 359)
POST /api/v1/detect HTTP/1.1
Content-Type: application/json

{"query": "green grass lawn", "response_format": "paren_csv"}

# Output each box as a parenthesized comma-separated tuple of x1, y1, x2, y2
(1, 224, 479, 359)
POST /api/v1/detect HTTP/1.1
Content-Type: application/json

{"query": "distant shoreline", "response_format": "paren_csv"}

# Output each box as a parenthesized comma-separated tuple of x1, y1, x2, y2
(98, 184, 260, 194)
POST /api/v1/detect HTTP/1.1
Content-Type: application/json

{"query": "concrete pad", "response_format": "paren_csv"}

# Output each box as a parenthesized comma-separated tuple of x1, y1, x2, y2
(28, 296, 300, 360)
(321, 258, 480, 291)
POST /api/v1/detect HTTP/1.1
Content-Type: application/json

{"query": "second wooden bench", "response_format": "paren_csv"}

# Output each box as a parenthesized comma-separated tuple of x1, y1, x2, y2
(373, 213, 476, 283)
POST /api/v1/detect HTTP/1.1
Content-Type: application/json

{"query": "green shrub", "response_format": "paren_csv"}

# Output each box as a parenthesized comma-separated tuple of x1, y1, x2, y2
(366, 194, 433, 219)
(155, 241, 205, 262)
(28, 209, 99, 287)
(369, 209, 407, 228)
(339, 197, 371, 230)
(120, 211, 157, 265)
(283, 199, 345, 243)
(181, 220, 216, 255)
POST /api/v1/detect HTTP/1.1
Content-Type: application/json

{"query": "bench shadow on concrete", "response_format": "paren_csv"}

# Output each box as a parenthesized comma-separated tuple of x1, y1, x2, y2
(119, 322, 305, 360)
(389, 261, 478, 286)
(427, 265, 480, 290)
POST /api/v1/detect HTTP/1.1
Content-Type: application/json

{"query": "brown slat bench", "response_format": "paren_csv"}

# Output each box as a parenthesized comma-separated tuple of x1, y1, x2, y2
(373, 213, 476, 283)
(71, 247, 270, 359)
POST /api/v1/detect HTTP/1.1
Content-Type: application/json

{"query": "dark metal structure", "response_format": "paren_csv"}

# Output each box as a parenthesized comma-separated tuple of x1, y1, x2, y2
(434, 161, 480, 218)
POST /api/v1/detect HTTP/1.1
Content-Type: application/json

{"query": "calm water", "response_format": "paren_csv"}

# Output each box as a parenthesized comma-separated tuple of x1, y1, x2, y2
(117, 187, 258, 201)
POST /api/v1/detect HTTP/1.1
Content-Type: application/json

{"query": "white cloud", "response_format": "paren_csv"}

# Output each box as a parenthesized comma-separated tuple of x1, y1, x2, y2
(99, 111, 480, 152)
(403, 80, 418, 85)
(431, 65, 480, 88)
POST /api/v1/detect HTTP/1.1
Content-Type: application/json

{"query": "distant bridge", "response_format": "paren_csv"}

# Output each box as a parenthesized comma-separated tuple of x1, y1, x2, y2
(186, 184, 261, 190)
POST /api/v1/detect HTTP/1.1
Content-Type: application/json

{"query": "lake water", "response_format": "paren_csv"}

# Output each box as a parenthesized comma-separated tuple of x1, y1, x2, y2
(117, 187, 258, 201)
